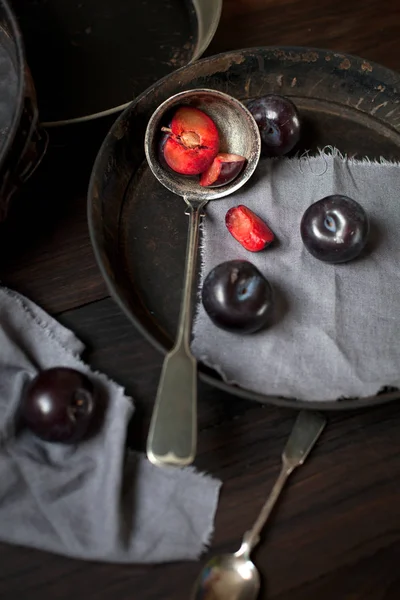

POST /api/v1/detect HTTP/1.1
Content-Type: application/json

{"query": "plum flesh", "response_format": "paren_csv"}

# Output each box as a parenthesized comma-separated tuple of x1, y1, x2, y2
(160, 106, 219, 175)
(225, 205, 274, 251)
(200, 153, 246, 187)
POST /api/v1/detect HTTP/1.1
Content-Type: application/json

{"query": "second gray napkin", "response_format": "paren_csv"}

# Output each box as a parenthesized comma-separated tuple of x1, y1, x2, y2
(0, 286, 221, 563)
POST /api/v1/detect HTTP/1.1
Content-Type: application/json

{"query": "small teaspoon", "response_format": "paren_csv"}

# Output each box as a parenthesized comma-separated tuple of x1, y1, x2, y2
(191, 410, 327, 600)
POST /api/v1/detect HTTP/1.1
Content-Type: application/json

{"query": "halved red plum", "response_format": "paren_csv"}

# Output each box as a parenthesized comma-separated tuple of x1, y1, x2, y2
(161, 106, 219, 176)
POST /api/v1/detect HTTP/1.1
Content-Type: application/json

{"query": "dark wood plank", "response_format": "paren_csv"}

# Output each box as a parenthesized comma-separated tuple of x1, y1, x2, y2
(206, 0, 400, 72)
(2, 297, 400, 599)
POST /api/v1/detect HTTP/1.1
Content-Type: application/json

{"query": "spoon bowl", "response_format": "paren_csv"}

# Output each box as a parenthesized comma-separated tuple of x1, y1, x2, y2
(192, 553, 260, 600)
(144, 88, 261, 201)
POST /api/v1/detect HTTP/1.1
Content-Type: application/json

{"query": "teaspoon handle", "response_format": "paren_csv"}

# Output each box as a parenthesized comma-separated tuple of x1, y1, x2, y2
(236, 411, 327, 557)
(146, 200, 206, 467)
(236, 465, 291, 557)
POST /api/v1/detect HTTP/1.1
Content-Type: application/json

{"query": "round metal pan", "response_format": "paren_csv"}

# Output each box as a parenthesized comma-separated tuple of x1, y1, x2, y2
(11, 0, 222, 126)
(88, 46, 400, 411)
(0, 0, 47, 222)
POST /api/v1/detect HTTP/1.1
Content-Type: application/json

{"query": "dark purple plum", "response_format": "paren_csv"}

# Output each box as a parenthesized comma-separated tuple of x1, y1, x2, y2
(300, 195, 370, 263)
(160, 106, 219, 175)
(201, 260, 274, 334)
(20, 367, 97, 443)
(246, 94, 300, 156)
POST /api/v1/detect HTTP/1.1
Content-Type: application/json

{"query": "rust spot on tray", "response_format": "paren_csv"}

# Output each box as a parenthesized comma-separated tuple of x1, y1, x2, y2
(371, 101, 388, 115)
(361, 61, 373, 72)
(183, 52, 246, 81)
(113, 119, 127, 140)
(273, 49, 318, 63)
(226, 53, 245, 67)
(302, 51, 319, 62)
(339, 58, 351, 70)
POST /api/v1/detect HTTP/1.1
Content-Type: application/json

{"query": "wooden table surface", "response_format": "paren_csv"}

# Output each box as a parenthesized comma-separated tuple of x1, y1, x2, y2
(1, 1, 400, 598)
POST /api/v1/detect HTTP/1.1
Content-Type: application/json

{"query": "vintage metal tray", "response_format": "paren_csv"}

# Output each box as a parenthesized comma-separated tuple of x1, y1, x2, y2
(88, 46, 400, 410)
(11, 0, 222, 125)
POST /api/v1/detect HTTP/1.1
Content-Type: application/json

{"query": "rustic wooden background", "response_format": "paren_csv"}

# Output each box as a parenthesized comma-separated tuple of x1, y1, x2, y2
(1, 1, 400, 598)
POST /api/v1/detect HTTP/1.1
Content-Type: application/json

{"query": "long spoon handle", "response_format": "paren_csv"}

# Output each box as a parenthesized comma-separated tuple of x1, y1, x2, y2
(146, 200, 206, 467)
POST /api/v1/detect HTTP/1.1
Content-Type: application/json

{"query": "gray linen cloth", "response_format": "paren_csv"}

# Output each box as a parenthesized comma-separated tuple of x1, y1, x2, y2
(0, 286, 221, 563)
(192, 150, 400, 402)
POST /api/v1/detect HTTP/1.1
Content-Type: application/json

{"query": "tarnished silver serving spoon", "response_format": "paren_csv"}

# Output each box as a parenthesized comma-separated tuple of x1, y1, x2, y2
(191, 411, 327, 600)
(144, 89, 261, 468)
